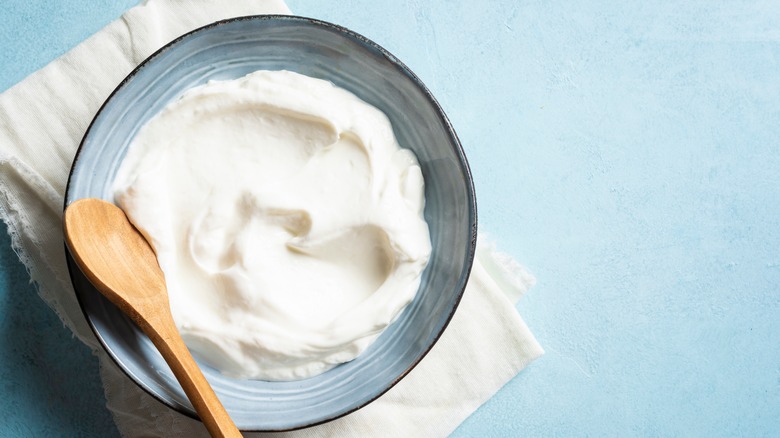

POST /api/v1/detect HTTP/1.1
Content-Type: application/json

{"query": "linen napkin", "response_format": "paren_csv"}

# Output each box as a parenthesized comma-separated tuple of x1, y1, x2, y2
(0, 0, 543, 436)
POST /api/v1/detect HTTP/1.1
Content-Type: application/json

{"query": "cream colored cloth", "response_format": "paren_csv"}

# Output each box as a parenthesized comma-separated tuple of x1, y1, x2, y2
(0, 1, 543, 436)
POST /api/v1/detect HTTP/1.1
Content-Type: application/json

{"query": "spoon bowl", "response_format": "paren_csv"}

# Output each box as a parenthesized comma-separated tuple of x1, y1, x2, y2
(64, 198, 241, 438)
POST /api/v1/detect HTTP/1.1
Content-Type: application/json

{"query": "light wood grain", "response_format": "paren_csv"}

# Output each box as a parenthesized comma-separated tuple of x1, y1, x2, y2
(64, 198, 242, 438)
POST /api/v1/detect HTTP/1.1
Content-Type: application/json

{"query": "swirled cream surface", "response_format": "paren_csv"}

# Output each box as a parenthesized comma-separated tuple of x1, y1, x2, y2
(112, 70, 431, 380)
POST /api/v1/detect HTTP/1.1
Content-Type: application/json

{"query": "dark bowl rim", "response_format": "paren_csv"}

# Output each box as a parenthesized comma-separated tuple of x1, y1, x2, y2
(63, 14, 477, 432)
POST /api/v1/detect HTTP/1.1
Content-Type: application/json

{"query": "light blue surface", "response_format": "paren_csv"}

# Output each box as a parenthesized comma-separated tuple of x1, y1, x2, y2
(66, 15, 476, 430)
(1, 0, 779, 436)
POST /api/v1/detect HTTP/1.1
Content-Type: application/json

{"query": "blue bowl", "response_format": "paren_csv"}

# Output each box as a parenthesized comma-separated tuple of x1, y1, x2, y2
(65, 15, 476, 431)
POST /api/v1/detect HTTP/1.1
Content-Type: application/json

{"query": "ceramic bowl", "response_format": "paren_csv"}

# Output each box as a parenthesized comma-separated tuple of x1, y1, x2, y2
(65, 15, 476, 431)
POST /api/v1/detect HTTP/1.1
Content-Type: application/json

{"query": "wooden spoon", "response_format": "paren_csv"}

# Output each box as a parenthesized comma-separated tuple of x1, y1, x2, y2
(64, 198, 242, 438)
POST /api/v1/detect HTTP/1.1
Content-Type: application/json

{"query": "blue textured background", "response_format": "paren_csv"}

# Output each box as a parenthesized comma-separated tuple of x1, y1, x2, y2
(1, 1, 779, 436)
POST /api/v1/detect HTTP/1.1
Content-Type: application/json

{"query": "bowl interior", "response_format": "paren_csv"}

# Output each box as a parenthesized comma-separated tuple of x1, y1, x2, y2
(65, 15, 476, 431)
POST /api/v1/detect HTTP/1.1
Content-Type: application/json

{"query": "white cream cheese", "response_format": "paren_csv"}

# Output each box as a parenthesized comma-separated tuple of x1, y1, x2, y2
(112, 70, 431, 380)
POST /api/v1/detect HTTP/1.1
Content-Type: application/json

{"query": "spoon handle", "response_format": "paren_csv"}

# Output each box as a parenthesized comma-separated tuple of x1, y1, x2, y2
(143, 314, 242, 438)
